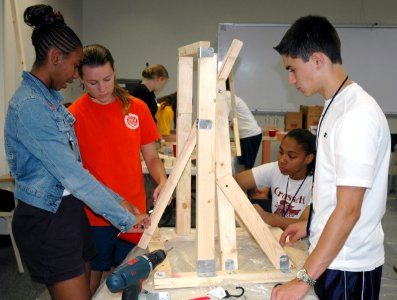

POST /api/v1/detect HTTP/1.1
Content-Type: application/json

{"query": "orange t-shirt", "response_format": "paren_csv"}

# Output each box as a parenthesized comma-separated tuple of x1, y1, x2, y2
(69, 94, 159, 226)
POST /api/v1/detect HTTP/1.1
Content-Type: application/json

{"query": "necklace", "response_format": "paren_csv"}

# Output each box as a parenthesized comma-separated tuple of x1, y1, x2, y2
(307, 75, 349, 235)
(281, 174, 308, 217)
(316, 75, 349, 147)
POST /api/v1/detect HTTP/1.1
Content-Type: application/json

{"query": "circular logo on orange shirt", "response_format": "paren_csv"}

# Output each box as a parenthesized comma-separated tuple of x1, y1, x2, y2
(124, 113, 139, 129)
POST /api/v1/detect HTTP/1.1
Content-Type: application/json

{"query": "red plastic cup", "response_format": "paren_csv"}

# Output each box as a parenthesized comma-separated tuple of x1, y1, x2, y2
(268, 129, 277, 137)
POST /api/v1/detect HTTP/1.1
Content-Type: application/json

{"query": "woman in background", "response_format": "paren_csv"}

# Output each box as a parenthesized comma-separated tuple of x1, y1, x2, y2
(226, 79, 262, 171)
(131, 64, 169, 122)
(5, 5, 148, 300)
(234, 128, 315, 230)
(156, 92, 177, 142)
(69, 44, 167, 294)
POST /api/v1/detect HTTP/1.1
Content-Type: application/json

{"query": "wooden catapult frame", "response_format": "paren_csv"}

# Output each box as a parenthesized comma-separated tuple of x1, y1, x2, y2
(132, 40, 305, 289)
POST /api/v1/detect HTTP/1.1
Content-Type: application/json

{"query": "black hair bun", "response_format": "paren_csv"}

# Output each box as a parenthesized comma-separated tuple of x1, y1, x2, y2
(24, 4, 64, 28)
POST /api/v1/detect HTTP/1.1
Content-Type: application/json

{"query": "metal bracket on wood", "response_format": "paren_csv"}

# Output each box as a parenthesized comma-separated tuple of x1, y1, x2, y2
(280, 255, 290, 273)
(197, 259, 216, 277)
(197, 119, 212, 129)
(225, 259, 236, 271)
(140, 290, 171, 300)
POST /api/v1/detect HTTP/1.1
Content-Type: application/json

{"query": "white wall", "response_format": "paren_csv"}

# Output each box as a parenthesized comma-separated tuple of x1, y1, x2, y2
(81, 0, 397, 95)
(81, 0, 397, 130)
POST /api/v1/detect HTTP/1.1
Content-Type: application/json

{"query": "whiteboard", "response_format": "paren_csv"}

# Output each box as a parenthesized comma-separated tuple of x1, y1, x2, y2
(218, 23, 397, 114)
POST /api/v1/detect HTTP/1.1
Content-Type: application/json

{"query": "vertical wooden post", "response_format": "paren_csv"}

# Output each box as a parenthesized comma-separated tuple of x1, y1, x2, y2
(228, 72, 241, 156)
(213, 39, 243, 271)
(196, 48, 217, 276)
(175, 56, 193, 234)
(215, 80, 238, 270)
(10, 0, 26, 71)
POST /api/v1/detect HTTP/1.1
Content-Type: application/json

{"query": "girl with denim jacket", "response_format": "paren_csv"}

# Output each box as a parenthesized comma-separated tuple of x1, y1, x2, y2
(4, 5, 149, 299)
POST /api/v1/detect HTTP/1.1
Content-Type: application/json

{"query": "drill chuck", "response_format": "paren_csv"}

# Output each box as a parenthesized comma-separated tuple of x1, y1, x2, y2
(143, 249, 167, 269)
(106, 249, 167, 293)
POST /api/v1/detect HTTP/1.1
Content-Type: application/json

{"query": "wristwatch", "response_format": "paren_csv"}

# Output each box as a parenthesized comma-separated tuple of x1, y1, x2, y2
(296, 268, 316, 287)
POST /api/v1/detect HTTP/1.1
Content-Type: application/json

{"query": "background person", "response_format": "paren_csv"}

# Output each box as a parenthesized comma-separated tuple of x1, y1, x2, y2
(226, 79, 262, 171)
(5, 5, 148, 300)
(69, 44, 167, 294)
(234, 128, 315, 230)
(272, 15, 390, 300)
(156, 92, 177, 142)
(130, 64, 169, 122)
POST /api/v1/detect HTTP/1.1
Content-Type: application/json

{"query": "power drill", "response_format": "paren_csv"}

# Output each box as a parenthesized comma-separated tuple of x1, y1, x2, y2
(106, 249, 167, 300)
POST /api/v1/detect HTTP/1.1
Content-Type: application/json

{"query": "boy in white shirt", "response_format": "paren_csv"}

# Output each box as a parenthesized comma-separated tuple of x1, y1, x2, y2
(272, 15, 390, 300)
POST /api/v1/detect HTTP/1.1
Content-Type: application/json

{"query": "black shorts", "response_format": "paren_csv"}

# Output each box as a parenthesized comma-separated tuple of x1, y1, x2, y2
(12, 195, 96, 285)
(238, 133, 262, 169)
(315, 266, 383, 299)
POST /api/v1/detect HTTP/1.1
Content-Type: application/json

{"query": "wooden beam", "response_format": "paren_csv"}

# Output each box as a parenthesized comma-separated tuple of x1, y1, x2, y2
(178, 41, 211, 57)
(10, 0, 26, 71)
(217, 39, 243, 82)
(154, 269, 295, 289)
(215, 79, 238, 271)
(228, 72, 241, 156)
(217, 174, 290, 269)
(270, 227, 308, 269)
(196, 52, 217, 275)
(216, 39, 243, 157)
(212, 40, 243, 271)
(138, 124, 197, 249)
(176, 56, 194, 234)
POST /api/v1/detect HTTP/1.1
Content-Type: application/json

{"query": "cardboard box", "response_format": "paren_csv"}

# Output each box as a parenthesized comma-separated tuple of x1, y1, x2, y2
(300, 105, 324, 130)
(284, 112, 303, 131)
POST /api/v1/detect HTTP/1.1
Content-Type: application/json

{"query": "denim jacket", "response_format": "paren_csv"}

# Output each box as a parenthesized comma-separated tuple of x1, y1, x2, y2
(5, 71, 135, 232)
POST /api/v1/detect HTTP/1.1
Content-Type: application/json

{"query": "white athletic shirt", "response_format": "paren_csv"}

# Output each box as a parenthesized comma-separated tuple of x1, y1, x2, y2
(252, 162, 312, 218)
(310, 82, 390, 271)
(226, 91, 262, 139)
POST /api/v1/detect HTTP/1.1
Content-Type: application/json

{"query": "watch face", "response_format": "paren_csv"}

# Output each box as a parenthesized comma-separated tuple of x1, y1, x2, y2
(297, 269, 305, 280)
(296, 268, 315, 287)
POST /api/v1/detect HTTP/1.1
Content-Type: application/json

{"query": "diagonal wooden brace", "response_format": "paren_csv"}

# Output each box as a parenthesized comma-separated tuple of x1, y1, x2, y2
(217, 174, 290, 270)
(138, 123, 197, 249)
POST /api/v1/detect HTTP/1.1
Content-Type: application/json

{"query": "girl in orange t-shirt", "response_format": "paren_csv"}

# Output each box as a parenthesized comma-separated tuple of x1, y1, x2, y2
(69, 44, 167, 295)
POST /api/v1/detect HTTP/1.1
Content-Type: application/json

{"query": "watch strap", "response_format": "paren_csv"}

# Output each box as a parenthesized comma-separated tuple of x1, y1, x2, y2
(297, 268, 316, 287)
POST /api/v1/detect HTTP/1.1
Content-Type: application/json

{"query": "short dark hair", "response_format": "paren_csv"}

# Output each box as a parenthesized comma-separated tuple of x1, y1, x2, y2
(274, 15, 342, 64)
(24, 4, 82, 68)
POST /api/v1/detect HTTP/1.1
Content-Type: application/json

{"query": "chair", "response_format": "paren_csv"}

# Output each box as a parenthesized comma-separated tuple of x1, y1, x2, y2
(0, 188, 24, 274)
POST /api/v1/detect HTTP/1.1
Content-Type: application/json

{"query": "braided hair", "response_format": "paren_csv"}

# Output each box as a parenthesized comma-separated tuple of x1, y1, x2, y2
(24, 4, 82, 68)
